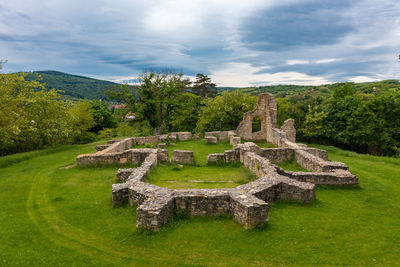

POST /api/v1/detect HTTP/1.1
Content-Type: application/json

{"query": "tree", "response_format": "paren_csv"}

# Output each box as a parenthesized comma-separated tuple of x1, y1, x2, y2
(107, 70, 191, 135)
(0, 73, 73, 154)
(191, 73, 217, 97)
(69, 101, 96, 143)
(168, 92, 202, 132)
(89, 100, 118, 134)
(195, 90, 257, 132)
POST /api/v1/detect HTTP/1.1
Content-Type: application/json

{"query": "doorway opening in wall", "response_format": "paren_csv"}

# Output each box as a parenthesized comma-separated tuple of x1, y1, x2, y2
(252, 116, 261, 132)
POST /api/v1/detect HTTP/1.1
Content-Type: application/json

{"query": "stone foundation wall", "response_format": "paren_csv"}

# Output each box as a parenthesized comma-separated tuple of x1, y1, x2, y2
(111, 144, 319, 231)
(205, 131, 236, 141)
(276, 167, 358, 185)
(169, 132, 192, 141)
(294, 149, 348, 172)
(76, 132, 194, 166)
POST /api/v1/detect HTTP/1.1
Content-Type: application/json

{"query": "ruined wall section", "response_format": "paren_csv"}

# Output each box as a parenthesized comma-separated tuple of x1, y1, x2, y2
(236, 93, 277, 141)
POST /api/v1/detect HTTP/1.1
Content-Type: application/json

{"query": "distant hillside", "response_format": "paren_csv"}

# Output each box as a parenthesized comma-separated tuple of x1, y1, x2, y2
(218, 80, 400, 97)
(25, 71, 127, 100)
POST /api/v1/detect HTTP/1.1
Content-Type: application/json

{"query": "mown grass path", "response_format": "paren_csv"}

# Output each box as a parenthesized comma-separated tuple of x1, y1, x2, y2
(0, 142, 399, 266)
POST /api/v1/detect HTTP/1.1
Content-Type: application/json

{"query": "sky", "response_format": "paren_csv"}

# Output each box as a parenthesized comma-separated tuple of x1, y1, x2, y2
(1, 0, 400, 87)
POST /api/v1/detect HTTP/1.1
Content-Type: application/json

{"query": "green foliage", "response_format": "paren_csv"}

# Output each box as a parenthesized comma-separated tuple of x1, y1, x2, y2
(107, 70, 191, 135)
(252, 116, 261, 132)
(0, 73, 72, 154)
(116, 122, 134, 137)
(24, 70, 134, 100)
(168, 92, 202, 132)
(191, 73, 217, 97)
(98, 128, 116, 139)
(0, 73, 110, 155)
(195, 90, 257, 133)
(301, 84, 400, 155)
(129, 120, 153, 137)
(69, 101, 95, 143)
(89, 100, 118, 134)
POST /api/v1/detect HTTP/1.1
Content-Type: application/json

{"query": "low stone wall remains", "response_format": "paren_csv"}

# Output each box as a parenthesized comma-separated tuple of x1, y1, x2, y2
(112, 142, 320, 231)
(205, 130, 236, 141)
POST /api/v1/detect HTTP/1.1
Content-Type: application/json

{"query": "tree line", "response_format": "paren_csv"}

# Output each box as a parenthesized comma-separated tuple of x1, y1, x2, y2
(2, 62, 400, 157)
(0, 72, 117, 155)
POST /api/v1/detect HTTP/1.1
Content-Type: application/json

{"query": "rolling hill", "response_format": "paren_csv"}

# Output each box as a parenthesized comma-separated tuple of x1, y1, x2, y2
(24, 71, 126, 100)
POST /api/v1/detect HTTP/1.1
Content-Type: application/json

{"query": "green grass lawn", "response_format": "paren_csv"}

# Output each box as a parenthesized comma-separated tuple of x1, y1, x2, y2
(146, 140, 256, 189)
(0, 141, 400, 266)
(276, 156, 310, 172)
(147, 164, 256, 189)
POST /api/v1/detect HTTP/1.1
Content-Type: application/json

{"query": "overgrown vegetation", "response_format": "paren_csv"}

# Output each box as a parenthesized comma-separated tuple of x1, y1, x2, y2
(0, 73, 118, 155)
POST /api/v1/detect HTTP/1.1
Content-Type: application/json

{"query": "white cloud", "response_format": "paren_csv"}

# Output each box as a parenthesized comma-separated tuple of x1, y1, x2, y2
(286, 60, 310, 65)
(210, 62, 330, 87)
(314, 58, 338, 64)
(348, 76, 377, 83)
(286, 58, 338, 65)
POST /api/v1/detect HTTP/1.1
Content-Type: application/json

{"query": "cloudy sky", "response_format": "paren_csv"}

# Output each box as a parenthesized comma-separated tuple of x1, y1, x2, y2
(1, 0, 400, 86)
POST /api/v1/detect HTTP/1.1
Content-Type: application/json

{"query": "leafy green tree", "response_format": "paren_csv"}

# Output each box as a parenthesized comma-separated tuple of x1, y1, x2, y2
(107, 70, 191, 135)
(168, 92, 201, 132)
(69, 101, 96, 143)
(89, 100, 118, 134)
(195, 91, 257, 132)
(0, 73, 73, 154)
(302, 104, 328, 141)
(191, 73, 217, 97)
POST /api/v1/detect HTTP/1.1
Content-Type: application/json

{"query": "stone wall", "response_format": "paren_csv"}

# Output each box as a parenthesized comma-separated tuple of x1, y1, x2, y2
(77, 148, 168, 166)
(205, 130, 236, 141)
(76, 94, 359, 231)
(76, 132, 193, 166)
(236, 93, 277, 141)
(169, 132, 192, 141)
(280, 119, 296, 143)
(111, 142, 320, 231)
(294, 149, 348, 172)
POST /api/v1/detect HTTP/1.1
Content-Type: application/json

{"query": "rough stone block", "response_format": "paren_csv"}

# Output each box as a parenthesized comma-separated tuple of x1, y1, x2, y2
(172, 150, 194, 164)
(95, 145, 108, 152)
(158, 134, 169, 142)
(158, 143, 166, 149)
(205, 136, 217, 144)
(207, 153, 225, 165)
(230, 136, 241, 146)
(168, 134, 177, 142)
(170, 132, 192, 141)
(230, 192, 269, 228)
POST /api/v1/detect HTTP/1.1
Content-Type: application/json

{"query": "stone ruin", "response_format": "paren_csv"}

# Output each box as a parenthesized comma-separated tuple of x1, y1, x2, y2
(76, 93, 358, 231)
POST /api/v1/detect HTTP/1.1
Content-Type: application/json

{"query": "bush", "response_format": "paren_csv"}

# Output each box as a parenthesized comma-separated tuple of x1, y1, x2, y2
(116, 123, 134, 137)
(98, 128, 116, 139)
(195, 91, 257, 133)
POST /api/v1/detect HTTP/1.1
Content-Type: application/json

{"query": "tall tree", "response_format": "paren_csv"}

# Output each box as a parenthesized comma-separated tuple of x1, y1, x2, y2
(107, 70, 191, 135)
(192, 73, 217, 97)
(195, 90, 257, 132)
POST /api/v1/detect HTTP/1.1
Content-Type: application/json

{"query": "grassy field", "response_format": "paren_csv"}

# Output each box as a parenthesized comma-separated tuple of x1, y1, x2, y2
(148, 140, 256, 189)
(0, 141, 399, 266)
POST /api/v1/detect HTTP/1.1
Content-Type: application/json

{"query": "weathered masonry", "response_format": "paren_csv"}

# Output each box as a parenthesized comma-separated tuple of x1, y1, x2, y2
(77, 93, 358, 231)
